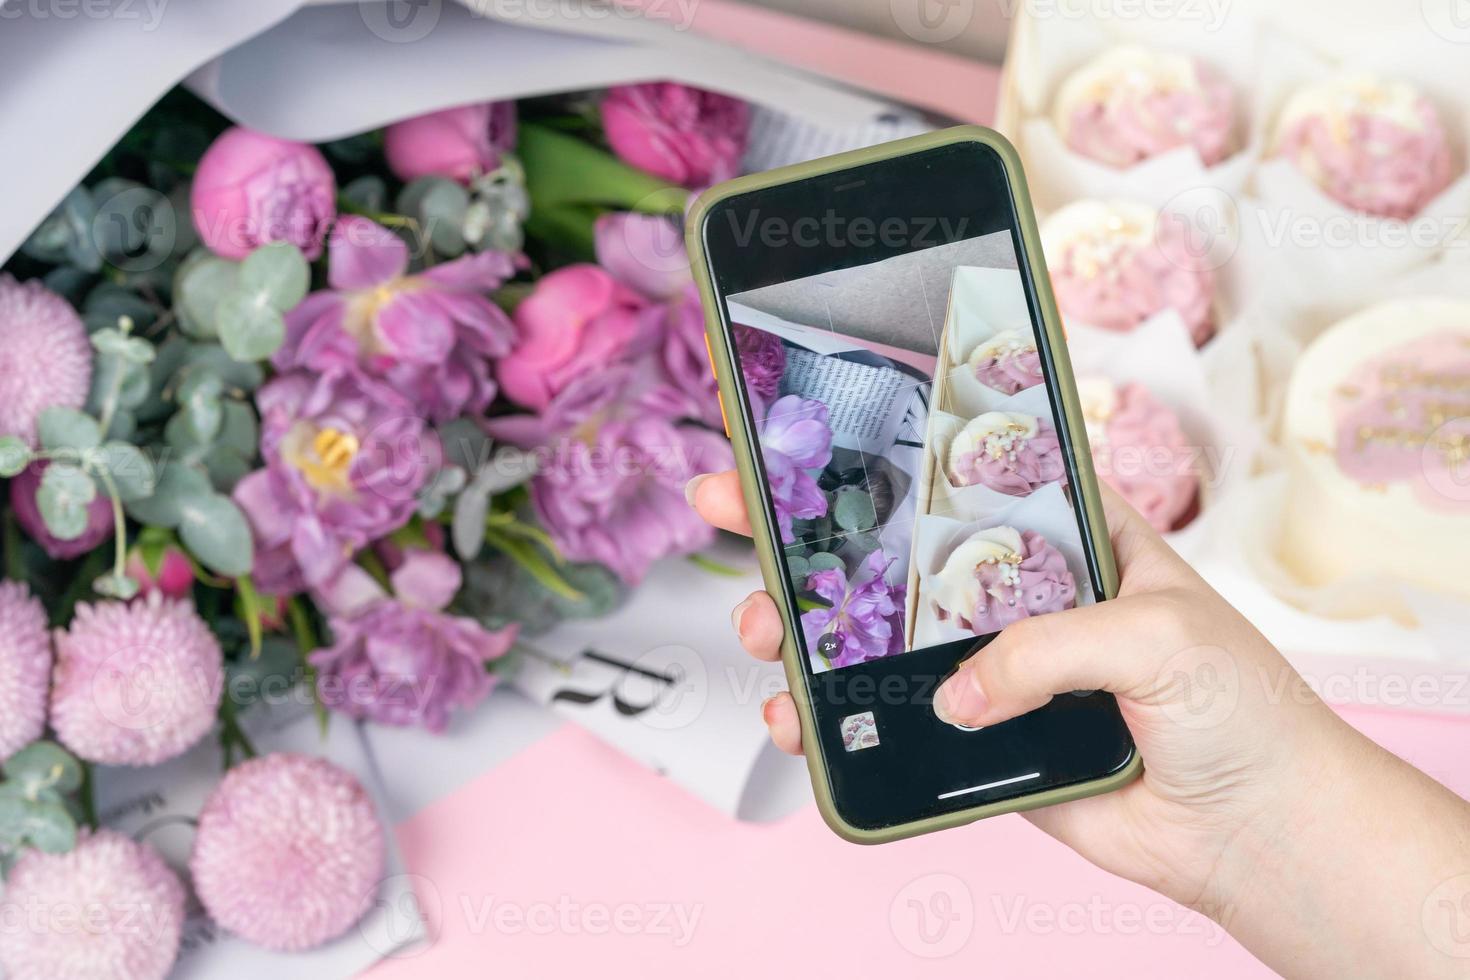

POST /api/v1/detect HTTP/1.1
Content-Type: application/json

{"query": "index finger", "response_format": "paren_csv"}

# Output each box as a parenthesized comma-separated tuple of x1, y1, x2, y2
(685, 470, 752, 537)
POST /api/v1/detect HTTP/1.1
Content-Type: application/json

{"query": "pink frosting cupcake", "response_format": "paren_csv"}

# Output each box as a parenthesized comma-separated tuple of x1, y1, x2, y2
(946, 411, 1067, 496)
(966, 329, 1043, 394)
(1079, 377, 1199, 532)
(1270, 73, 1454, 220)
(1054, 46, 1236, 168)
(930, 526, 1076, 635)
(1043, 199, 1215, 347)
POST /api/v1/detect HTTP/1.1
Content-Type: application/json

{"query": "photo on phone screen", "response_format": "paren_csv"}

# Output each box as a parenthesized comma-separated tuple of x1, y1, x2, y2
(725, 231, 1096, 675)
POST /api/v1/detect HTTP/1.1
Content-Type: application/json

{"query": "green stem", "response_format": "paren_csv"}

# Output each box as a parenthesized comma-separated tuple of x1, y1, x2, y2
(217, 694, 258, 768)
(287, 598, 330, 736)
(687, 553, 745, 577)
(91, 466, 129, 588)
(77, 762, 98, 830)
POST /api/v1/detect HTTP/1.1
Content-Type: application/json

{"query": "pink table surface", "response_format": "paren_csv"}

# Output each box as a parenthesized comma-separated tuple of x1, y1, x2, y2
(366, 705, 1470, 978)
(366, 12, 1469, 979)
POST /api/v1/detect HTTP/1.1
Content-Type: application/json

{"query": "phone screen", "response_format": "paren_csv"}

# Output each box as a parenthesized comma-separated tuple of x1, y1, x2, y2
(699, 138, 1134, 831)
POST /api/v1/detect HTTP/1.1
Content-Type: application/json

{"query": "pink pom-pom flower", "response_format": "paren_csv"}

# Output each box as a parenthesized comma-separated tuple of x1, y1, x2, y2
(190, 753, 386, 952)
(0, 581, 52, 761)
(0, 275, 92, 447)
(0, 829, 185, 980)
(49, 593, 223, 767)
(191, 127, 337, 260)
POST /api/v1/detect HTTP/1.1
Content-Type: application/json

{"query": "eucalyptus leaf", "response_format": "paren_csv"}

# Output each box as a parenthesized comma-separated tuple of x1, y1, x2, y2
(460, 555, 624, 636)
(178, 371, 224, 443)
(21, 187, 100, 271)
(216, 400, 259, 458)
(95, 442, 157, 501)
(179, 493, 253, 576)
(83, 283, 157, 330)
(182, 343, 265, 392)
(91, 179, 177, 273)
(832, 488, 877, 532)
(90, 328, 156, 366)
(216, 290, 286, 363)
(36, 406, 101, 453)
(240, 242, 309, 311)
(93, 572, 141, 600)
(203, 447, 251, 493)
(785, 554, 811, 584)
(123, 461, 212, 528)
(3, 741, 84, 795)
(807, 552, 846, 572)
(36, 463, 97, 540)
(340, 175, 388, 212)
(174, 249, 240, 339)
(0, 436, 30, 477)
(20, 799, 77, 854)
(451, 480, 491, 560)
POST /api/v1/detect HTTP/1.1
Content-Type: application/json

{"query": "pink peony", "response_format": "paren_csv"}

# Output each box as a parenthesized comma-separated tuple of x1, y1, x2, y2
(601, 83, 750, 186)
(49, 593, 223, 767)
(947, 412, 1067, 496)
(0, 276, 93, 447)
(1044, 199, 1215, 347)
(1081, 377, 1199, 533)
(0, 581, 51, 762)
(496, 263, 656, 412)
(0, 829, 185, 980)
(931, 526, 1076, 635)
(310, 551, 517, 731)
(124, 543, 194, 600)
(384, 101, 517, 184)
(275, 216, 517, 423)
(190, 753, 385, 952)
(734, 323, 787, 405)
(191, 127, 336, 260)
(10, 461, 115, 561)
(232, 370, 440, 596)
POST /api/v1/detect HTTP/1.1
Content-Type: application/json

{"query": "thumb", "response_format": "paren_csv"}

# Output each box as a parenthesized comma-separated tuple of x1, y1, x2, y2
(933, 590, 1200, 728)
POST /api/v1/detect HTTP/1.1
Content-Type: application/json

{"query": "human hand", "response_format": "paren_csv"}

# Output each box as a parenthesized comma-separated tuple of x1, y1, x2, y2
(685, 469, 1470, 977)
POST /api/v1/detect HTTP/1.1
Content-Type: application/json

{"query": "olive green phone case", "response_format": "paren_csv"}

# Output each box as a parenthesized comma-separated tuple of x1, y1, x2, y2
(686, 125, 1142, 845)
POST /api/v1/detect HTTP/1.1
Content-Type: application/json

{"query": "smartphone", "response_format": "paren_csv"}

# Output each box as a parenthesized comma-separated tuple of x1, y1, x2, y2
(687, 126, 1140, 844)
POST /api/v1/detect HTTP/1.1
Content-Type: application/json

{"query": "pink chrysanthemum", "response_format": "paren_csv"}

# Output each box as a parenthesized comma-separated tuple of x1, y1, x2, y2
(0, 275, 93, 447)
(0, 829, 185, 980)
(0, 581, 51, 761)
(49, 593, 223, 767)
(190, 753, 386, 951)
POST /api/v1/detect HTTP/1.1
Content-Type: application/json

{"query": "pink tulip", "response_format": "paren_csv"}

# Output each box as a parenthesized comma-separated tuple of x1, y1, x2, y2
(125, 544, 194, 600)
(496, 264, 655, 411)
(191, 127, 337, 260)
(601, 83, 749, 186)
(383, 102, 517, 184)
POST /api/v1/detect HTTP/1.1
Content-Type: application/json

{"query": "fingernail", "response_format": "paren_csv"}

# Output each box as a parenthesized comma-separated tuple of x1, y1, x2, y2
(731, 596, 754, 639)
(684, 473, 709, 508)
(934, 669, 988, 725)
(761, 695, 779, 723)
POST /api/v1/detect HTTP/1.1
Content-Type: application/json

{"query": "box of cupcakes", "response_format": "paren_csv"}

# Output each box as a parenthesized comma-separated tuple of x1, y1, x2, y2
(993, 0, 1470, 711)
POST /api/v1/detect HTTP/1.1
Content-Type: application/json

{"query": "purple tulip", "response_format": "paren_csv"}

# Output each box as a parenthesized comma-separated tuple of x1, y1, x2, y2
(274, 216, 518, 424)
(232, 371, 439, 596)
(801, 552, 906, 668)
(311, 551, 517, 732)
(758, 395, 832, 543)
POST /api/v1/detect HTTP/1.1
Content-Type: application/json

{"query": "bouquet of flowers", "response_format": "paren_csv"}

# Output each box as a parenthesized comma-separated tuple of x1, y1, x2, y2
(0, 82, 750, 977)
